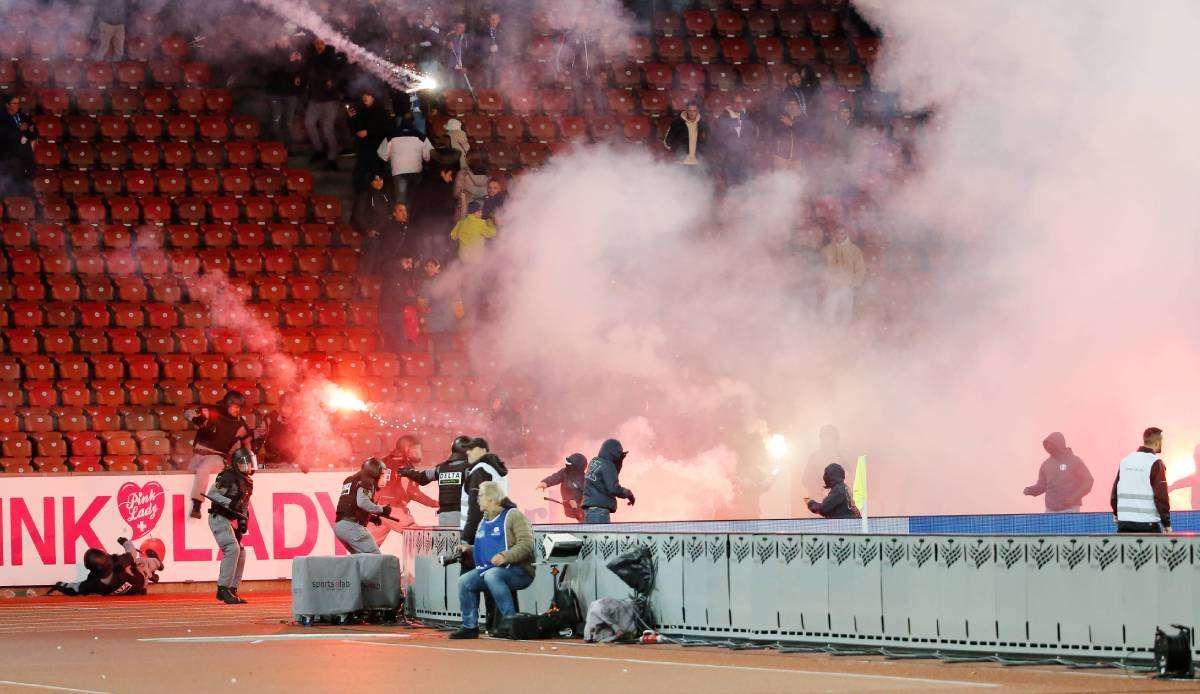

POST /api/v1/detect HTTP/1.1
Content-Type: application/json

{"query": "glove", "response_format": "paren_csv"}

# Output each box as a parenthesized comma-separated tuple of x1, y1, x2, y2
(48, 582, 78, 596)
(626, 491, 636, 506)
(370, 515, 383, 526)
(806, 500, 819, 513)
(116, 536, 128, 546)
(398, 468, 420, 480)
(381, 505, 392, 517)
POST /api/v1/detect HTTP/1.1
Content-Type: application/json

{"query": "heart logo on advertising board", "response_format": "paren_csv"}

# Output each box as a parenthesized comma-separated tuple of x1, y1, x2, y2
(116, 481, 166, 541)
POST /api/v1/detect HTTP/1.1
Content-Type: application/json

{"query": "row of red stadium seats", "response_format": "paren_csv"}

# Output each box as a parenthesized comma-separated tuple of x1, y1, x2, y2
(0, 249, 361, 281)
(0, 59, 215, 89)
(25, 140, 289, 170)
(0, 351, 469, 382)
(1, 194, 343, 225)
(652, 9, 861, 39)
(0, 274, 378, 303)
(33, 114, 262, 143)
(21, 168, 325, 199)
(0, 221, 353, 249)
(0, 271, 379, 301)
(0, 30, 197, 61)
(8, 87, 234, 117)
(0, 371, 479, 410)
(0, 324, 400, 354)
(0, 297, 381, 327)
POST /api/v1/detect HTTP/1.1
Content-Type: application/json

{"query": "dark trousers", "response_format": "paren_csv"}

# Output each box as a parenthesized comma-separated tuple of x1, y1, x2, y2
(1116, 521, 1163, 533)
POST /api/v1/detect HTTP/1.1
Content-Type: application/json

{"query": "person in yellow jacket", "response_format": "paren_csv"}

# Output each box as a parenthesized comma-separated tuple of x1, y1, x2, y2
(450, 200, 497, 264)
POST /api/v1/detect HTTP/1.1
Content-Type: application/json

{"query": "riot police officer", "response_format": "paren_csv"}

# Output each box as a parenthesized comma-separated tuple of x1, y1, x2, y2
(207, 447, 255, 604)
(334, 458, 392, 554)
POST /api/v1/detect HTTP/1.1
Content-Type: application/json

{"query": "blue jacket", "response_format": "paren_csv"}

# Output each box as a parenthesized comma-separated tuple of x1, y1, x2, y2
(583, 439, 632, 513)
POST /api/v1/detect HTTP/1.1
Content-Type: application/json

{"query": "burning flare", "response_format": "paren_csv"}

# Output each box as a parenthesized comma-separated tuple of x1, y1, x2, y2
(765, 433, 790, 460)
(325, 384, 368, 412)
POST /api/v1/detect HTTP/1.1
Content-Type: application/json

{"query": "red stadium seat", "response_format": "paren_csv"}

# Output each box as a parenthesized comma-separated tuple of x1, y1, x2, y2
(683, 10, 713, 36)
(707, 63, 739, 91)
(443, 89, 473, 116)
(194, 142, 225, 168)
(587, 114, 619, 142)
(109, 89, 139, 115)
(807, 10, 839, 37)
(282, 303, 314, 328)
(642, 64, 673, 91)
(821, 37, 852, 64)
(254, 275, 288, 302)
(258, 142, 288, 168)
(143, 88, 172, 115)
(163, 142, 194, 169)
(493, 114, 522, 144)
(222, 169, 253, 196)
(657, 37, 686, 63)
(312, 328, 345, 353)
(274, 196, 306, 223)
(231, 115, 261, 140)
(226, 141, 255, 167)
(526, 115, 558, 143)
(715, 11, 745, 37)
(176, 196, 207, 224)
(610, 63, 641, 90)
(628, 36, 654, 64)
(605, 88, 638, 115)
(621, 115, 652, 142)
(854, 37, 881, 65)
(474, 89, 502, 116)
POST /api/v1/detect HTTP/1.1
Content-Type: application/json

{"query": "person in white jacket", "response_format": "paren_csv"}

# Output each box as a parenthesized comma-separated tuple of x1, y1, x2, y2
(377, 122, 432, 204)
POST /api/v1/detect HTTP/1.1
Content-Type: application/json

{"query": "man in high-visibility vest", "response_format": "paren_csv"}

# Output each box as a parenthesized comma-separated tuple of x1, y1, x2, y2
(1111, 427, 1171, 533)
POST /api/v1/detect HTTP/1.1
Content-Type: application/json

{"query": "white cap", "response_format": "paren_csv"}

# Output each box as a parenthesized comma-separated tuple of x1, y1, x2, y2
(445, 118, 463, 132)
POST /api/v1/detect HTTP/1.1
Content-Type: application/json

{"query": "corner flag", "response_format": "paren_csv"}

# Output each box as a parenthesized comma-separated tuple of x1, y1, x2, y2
(853, 455, 868, 532)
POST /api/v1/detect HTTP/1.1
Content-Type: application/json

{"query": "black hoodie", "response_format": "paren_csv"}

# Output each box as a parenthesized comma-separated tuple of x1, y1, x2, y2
(460, 452, 509, 543)
(583, 439, 633, 513)
(542, 453, 588, 512)
(1024, 432, 1094, 511)
(806, 463, 861, 519)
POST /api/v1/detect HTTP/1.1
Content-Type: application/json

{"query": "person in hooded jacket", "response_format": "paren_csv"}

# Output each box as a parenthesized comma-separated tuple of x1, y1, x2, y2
(538, 453, 588, 522)
(1023, 432, 1094, 512)
(582, 439, 636, 524)
(459, 438, 509, 544)
(806, 463, 861, 519)
(185, 391, 253, 519)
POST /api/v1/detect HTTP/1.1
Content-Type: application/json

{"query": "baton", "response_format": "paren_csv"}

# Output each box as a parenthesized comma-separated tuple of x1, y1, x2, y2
(543, 496, 564, 506)
(372, 512, 404, 523)
(203, 494, 249, 522)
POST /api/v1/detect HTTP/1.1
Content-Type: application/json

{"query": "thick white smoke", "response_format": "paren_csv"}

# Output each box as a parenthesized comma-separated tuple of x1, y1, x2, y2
(470, 1, 1200, 517)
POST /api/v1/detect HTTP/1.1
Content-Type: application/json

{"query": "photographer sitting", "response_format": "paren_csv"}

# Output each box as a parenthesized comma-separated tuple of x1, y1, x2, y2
(450, 481, 535, 639)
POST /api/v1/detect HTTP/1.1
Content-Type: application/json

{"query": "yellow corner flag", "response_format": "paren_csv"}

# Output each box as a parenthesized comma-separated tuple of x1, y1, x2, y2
(852, 455, 868, 532)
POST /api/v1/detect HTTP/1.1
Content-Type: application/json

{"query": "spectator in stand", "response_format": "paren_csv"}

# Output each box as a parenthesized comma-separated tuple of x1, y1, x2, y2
(482, 178, 507, 221)
(820, 228, 867, 325)
(377, 117, 432, 205)
(359, 193, 406, 275)
(411, 8, 443, 74)
(445, 118, 472, 168)
(264, 37, 305, 146)
(303, 37, 346, 170)
(663, 101, 708, 167)
(417, 258, 459, 333)
(772, 99, 809, 171)
(379, 253, 423, 352)
(350, 90, 392, 227)
(0, 94, 35, 196)
(451, 201, 497, 264)
(714, 94, 758, 185)
(1023, 432, 1094, 513)
(776, 66, 820, 119)
(353, 173, 393, 237)
(443, 20, 473, 89)
(454, 156, 489, 220)
(477, 11, 512, 88)
(94, 0, 128, 60)
(408, 164, 459, 260)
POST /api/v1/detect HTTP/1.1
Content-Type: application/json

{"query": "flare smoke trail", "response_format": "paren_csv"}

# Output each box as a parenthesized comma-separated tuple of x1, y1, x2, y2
(244, 0, 431, 91)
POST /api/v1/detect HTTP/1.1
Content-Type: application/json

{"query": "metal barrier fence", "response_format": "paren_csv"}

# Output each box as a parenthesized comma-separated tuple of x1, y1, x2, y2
(399, 526, 1200, 659)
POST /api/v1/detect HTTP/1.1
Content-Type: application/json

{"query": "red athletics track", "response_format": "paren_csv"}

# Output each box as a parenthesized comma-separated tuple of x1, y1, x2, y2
(0, 591, 1193, 693)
